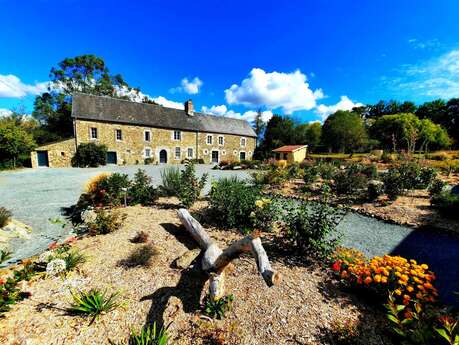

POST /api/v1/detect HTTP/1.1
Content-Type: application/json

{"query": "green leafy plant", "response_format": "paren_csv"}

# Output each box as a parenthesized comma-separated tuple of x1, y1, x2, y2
(367, 180, 384, 201)
(68, 288, 122, 324)
(128, 169, 159, 206)
(317, 162, 337, 180)
(428, 178, 446, 197)
(285, 186, 342, 260)
(0, 249, 12, 264)
(202, 294, 234, 320)
(97, 173, 130, 206)
(209, 177, 261, 229)
(177, 162, 207, 208)
(0, 207, 12, 228)
(87, 209, 125, 235)
(62, 249, 86, 271)
(159, 166, 181, 196)
(302, 165, 318, 185)
(129, 321, 170, 345)
(431, 192, 459, 218)
(333, 164, 369, 196)
(72, 143, 107, 167)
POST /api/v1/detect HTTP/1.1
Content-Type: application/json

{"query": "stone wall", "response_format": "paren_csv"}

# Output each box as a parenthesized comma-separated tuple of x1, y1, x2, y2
(74, 119, 256, 165)
(31, 139, 76, 168)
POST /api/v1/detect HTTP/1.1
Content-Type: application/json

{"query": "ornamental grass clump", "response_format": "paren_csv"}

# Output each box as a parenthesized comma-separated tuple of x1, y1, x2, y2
(159, 166, 181, 196)
(68, 288, 122, 324)
(129, 321, 170, 345)
(0, 207, 12, 228)
(202, 294, 234, 320)
(332, 247, 439, 309)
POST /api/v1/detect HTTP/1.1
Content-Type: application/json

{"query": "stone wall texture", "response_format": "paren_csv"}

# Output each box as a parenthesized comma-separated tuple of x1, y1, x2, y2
(31, 139, 76, 168)
(74, 119, 256, 165)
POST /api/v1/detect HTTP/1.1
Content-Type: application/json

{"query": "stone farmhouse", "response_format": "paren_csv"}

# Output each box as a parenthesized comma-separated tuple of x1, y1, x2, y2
(31, 93, 256, 168)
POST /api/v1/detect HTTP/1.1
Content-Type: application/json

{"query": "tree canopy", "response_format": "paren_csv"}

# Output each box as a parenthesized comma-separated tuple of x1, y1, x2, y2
(0, 117, 36, 167)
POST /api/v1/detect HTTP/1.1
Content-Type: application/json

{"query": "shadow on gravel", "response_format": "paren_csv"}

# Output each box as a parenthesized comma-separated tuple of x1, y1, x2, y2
(141, 223, 207, 331)
(389, 229, 459, 307)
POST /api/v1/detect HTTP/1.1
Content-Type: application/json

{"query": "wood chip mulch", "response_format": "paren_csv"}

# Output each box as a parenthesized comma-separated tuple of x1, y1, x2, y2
(0, 198, 389, 345)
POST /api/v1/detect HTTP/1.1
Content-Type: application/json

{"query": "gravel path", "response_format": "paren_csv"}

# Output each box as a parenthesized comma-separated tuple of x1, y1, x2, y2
(1, 166, 458, 304)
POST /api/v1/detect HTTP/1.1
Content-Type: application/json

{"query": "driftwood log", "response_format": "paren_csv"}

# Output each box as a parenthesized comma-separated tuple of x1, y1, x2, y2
(177, 208, 281, 300)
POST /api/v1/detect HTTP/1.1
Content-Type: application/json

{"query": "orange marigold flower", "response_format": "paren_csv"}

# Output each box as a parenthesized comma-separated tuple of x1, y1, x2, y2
(364, 276, 372, 284)
(374, 274, 382, 283)
(381, 276, 388, 283)
(407, 286, 414, 293)
(340, 270, 348, 279)
(424, 282, 433, 290)
(421, 264, 428, 270)
(395, 289, 402, 296)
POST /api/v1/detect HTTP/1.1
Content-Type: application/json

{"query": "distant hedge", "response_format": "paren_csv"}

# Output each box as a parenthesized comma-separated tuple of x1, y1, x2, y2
(72, 143, 107, 167)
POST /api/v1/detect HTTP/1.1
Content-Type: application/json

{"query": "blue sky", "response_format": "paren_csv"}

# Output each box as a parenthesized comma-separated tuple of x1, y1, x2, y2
(1, 0, 459, 123)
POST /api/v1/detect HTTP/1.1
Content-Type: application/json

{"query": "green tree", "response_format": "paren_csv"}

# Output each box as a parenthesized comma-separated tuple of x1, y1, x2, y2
(0, 120, 36, 167)
(445, 98, 459, 146)
(294, 122, 322, 151)
(418, 118, 451, 151)
(32, 54, 151, 141)
(321, 110, 367, 153)
(253, 108, 266, 142)
(256, 115, 295, 159)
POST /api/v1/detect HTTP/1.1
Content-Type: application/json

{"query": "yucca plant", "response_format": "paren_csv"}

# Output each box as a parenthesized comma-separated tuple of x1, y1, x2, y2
(68, 288, 122, 324)
(0, 249, 12, 264)
(202, 294, 234, 320)
(129, 321, 170, 345)
(63, 250, 87, 271)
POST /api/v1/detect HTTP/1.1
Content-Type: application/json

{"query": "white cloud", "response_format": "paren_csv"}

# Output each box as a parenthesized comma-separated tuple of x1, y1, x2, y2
(387, 49, 459, 99)
(0, 74, 48, 98)
(152, 96, 184, 110)
(170, 77, 203, 95)
(315, 96, 363, 121)
(225, 68, 324, 114)
(407, 38, 440, 50)
(201, 104, 273, 123)
(0, 108, 13, 117)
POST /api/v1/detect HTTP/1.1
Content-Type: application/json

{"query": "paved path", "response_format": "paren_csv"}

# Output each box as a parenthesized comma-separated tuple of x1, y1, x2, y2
(1, 166, 458, 305)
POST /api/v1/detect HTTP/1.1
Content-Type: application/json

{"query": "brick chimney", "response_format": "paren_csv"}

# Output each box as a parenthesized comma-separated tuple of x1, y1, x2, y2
(184, 99, 194, 116)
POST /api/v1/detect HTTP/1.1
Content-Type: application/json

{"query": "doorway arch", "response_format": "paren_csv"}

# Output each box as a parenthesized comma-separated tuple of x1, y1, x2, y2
(159, 149, 168, 163)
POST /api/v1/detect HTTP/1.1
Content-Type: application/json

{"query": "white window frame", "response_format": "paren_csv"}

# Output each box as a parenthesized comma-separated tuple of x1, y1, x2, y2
(144, 130, 151, 142)
(240, 137, 246, 147)
(218, 135, 224, 146)
(187, 147, 194, 159)
(90, 127, 98, 140)
(115, 129, 122, 141)
(173, 130, 182, 141)
(206, 134, 213, 145)
(174, 146, 181, 160)
(144, 147, 152, 158)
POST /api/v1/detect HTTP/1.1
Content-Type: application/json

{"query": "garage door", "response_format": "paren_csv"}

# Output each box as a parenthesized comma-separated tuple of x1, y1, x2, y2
(37, 151, 49, 167)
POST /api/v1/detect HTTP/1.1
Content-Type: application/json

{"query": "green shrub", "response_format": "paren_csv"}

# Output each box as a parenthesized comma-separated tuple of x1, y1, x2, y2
(287, 163, 301, 178)
(418, 167, 437, 189)
(129, 321, 170, 345)
(97, 173, 130, 206)
(129, 169, 159, 206)
(72, 143, 107, 167)
(177, 162, 207, 208)
(317, 162, 337, 180)
(362, 164, 378, 179)
(0, 207, 12, 228)
(302, 165, 318, 185)
(87, 209, 125, 235)
(250, 198, 279, 232)
(202, 294, 234, 320)
(209, 177, 260, 229)
(144, 158, 154, 165)
(397, 162, 422, 190)
(431, 192, 459, 218)
(428, 178, 446, 197)
(123, 244, 158, 268)
(367, 180, 384, 201)
(68, 288, 122, 323)
(333, 164, 368, 196)
(159, 166, 181, 196)
(383, 168, 404, 200)
(285, 191, 342, 260)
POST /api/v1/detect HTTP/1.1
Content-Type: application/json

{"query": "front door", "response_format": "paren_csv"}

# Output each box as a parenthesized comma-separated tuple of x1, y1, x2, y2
(239, 151, 246, 161)
(106, 151, 117, 165)
(37, 151, 49, 167)
(159, 149, 167, 163)
(211, 150, 219, 163)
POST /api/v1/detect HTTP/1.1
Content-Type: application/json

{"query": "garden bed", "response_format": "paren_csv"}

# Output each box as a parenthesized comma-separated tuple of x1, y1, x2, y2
(0, 198, 389, 344)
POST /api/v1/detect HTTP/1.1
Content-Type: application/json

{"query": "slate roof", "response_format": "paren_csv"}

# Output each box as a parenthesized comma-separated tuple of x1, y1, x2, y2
(71, 93, 257, 137)
(272, 145, 308, 152)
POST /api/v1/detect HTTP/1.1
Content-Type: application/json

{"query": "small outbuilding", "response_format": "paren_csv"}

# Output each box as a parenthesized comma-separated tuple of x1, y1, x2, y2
(272, 145, 308, 163)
